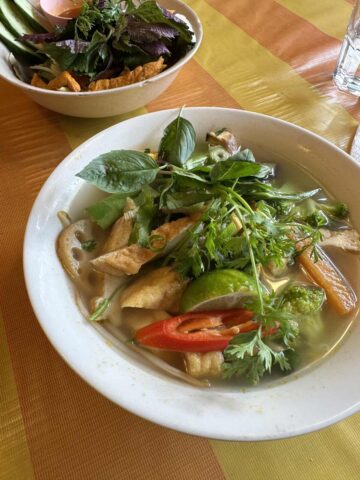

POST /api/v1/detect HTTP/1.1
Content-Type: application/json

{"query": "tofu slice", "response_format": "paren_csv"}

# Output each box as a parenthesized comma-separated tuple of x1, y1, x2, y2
(91, 215, 198, 276)
(184, 352, 224, 378)
(119, 266, 188, 313)
(89, 201, 137, 319)
(320, 229, 360, 253)
(103, 212, 135, 253)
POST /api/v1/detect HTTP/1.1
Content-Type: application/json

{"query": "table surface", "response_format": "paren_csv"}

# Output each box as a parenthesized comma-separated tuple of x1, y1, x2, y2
(1, 1, 360, 479)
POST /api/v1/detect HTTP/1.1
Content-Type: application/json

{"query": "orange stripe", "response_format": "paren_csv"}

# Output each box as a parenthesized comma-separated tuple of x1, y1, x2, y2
(0, 79, 226, 479)
(148, 59, 242, 110)
(206, 0, 360, 121)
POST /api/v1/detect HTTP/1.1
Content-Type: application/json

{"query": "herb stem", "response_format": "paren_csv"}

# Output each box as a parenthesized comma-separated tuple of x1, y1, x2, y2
(232, 204, 265, 315)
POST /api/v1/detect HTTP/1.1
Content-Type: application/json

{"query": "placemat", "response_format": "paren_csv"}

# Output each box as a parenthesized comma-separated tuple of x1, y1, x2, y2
(1, 0, 360, 478)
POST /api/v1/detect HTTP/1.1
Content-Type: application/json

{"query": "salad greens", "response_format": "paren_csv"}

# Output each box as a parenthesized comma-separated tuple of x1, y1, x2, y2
(17, 0, 194, 88)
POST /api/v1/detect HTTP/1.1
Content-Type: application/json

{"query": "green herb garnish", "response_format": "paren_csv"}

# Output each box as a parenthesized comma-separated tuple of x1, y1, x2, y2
(81, 239, 97, 251)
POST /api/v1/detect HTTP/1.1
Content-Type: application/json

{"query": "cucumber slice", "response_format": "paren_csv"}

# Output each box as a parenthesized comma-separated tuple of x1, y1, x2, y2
(0, 20, 42, 64)
(0, 0, 34, 38)
(12, 0, 51, 33)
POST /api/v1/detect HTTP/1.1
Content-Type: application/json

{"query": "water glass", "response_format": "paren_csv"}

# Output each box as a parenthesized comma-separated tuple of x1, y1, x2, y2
(334, 0, 360, 95)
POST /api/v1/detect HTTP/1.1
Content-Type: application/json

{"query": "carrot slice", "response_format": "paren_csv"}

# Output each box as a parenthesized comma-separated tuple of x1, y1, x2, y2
(298, 245, 357, 316)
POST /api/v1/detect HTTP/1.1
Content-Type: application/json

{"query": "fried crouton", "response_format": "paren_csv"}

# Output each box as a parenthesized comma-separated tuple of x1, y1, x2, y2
(31, 71, 81, 92)
(31, 72, 48, 89)
(88, 57, 166, 91)
(47, 71, 81, 92)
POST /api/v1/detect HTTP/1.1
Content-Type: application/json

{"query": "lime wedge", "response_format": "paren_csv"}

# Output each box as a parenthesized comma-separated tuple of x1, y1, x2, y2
(180, 269, 258, 312)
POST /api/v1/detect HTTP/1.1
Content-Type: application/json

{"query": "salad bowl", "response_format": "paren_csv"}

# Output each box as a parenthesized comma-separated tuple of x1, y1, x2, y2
(0, 0, 202, 118)
(24, 107, 360, 440)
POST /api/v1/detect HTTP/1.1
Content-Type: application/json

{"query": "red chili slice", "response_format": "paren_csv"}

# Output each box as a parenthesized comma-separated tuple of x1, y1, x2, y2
(135, 309, 265, 353)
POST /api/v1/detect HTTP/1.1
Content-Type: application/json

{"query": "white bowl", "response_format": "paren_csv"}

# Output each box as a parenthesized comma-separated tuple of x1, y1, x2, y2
(24, 107, 360, 440)
(0, 0, 202, 118)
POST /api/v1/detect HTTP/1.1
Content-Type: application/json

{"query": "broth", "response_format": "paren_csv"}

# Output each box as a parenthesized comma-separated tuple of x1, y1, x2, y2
(67, 156, 360, 388)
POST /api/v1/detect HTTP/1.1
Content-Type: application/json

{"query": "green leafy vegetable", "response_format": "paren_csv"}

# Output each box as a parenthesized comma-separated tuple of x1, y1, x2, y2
(158, 115, 196, 167)
(22, 0, 194, 87)
(81, 239, 97, 251)
(163, 191, 212, 212)
(129, 202, 157, 247)
(133, 0, 193, 42)
(85, 193, 127, 229)
(315, 201, 349, 219)
(211, 160, 274, 182)
(76, 150, 159, 194)
(89, 298, 109, 321)
(231, 148, 256, 163)
(222, 329, 292, 384)
(280, 285, 325, 315)
(306, 210, 328, 228)
(237, 183, 321, 202)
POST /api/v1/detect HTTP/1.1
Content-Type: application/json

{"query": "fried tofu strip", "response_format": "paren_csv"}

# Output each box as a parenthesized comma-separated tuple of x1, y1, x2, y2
(88, 57, 166, 91)
(298, 245, 357, 316)
(103, 200, 137, 253)
(31, 71, 81, 92)
(47, 71, 81, 91)
(184, 352, 224, 378)
(90, 202, 137, 319)
(31, 72, 48, 89)
(91, 215, 198, 276)
(119, 266, 188, 313)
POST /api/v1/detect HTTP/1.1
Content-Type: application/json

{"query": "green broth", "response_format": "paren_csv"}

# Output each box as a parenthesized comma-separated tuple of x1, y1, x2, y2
(74, 156, 360, 388)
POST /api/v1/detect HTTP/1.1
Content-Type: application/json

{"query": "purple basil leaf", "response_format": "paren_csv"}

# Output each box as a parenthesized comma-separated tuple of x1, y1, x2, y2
(93, 49, 114, 80)
(141, 41, 170, 56)
(55, 39, 90, 53)
(20, 32, 57, 43)
(161, 7, 186, 26)
(127, 18, 178, 43)
(96, 0, 107, 9)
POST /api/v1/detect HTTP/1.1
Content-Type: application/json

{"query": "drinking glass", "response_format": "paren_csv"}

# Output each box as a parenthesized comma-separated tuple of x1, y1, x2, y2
(334, 0, 360, 95)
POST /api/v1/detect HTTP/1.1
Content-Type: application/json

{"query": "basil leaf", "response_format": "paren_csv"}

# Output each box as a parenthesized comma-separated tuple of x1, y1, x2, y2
(172, 167, 209, 190)
(158, 116, 196, 167)
(229, 149, 256, 163)
(237, 183, 321, 202)
(211, 160, 274, 182)
(129, 202, 157, 246)
(86, 193, 127, 229)
(133, 0, 193, 42)
(164, 191, 212, 212)
(76, 150, 159, 194)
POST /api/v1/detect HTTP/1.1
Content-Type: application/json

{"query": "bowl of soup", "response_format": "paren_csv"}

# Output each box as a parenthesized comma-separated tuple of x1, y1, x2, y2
(23, 107, 360, 440)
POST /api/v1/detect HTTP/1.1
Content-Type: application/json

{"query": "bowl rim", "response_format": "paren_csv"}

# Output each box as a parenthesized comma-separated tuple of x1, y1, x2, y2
(23, 107, 360, 441)
(0, 0, 203, 97)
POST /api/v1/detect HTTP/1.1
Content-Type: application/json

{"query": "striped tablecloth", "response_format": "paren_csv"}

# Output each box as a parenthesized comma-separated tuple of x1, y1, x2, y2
(1, 1, 360, 478)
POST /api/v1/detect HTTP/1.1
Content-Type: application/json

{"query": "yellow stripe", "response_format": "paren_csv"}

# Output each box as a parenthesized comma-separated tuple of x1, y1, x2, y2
(0, 310, 35, 480)
(60, 107, 148, 149)
(275, 0, 352, 41)
(210, 413, 360, 479)
(187, 0, 356, 150)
